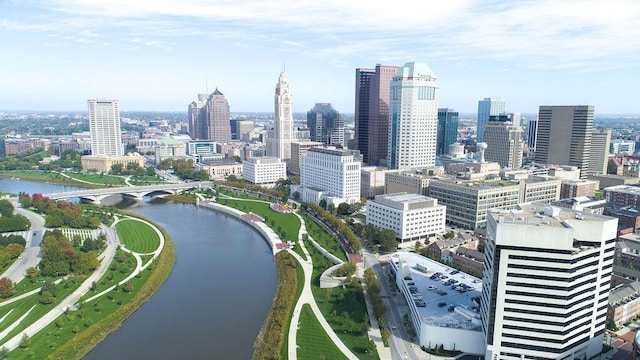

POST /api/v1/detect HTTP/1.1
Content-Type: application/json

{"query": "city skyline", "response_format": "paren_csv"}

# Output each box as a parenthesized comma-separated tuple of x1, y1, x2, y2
(2, 1, 640, 114)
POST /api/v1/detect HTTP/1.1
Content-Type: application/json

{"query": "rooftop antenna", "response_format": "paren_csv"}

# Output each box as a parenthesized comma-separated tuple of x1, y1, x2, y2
(205, 78, 209, 94)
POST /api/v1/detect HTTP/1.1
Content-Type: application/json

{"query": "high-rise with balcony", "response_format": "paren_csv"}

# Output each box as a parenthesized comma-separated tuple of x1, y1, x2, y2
(534, 105, 594, 178)
(88, 99, 122, 156)
(482, 204, 616, 359)
(436, 108, 459, 156)
(477, 97, 506, 142)
(307, 103, 344, 146)
(387, 62, 439, 170)
(267, 72, 293, 162)
(354, 64, 399, 166)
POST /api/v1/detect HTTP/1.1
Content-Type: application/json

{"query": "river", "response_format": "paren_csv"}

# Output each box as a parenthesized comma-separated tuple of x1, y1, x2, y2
(0, 178, 277, 360)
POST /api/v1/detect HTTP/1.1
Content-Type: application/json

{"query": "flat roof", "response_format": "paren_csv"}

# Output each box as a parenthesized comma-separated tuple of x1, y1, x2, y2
(489, 203, 612, 229)
(377, 192, 431, 204)
(390, 252, 482, 331)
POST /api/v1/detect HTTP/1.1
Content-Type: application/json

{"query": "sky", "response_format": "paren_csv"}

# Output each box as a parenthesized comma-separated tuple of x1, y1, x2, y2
(1, 0, 639, 115)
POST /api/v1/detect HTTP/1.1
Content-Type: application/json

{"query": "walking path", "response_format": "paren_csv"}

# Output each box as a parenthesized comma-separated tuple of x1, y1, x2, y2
(287, 212, 358, 360)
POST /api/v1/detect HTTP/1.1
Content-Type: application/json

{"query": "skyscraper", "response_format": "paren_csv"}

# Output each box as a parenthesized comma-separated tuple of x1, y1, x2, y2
(482, 204, 616, 359)
(187, 89, 231, 142)
(188, 93, 208, 140)
(436, 108, 459, 156)
(589, 129, 611, 175)
(354, 64, 399, 166)
(87, 99, 122, 156)
(483, 114, 524, 169)
(267, 72, 293, 162)
(387, 62, 439, 170)
(527, 117, 538, 153)
(205, 88, 231, 143)
(354, 68, 373, 163)
(534, 105, 594, 178)
(307, 103, 344, 146)
(477, 97, 506, 142)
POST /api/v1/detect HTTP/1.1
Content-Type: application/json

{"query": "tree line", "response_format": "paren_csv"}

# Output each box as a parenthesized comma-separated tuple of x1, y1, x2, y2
(306, 202, 362, 253)
(0, 199, 31, 232)
(19, 193, 101, 229)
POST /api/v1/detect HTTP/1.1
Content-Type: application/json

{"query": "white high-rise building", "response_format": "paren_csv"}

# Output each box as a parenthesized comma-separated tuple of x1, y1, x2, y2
(299, 147, 361, 206)
(88, 99, 122, 156)
(242, 156, 286, 185)
(267, 72, 293, 162)
(387, 62, 439, 170)
(482, 204, 616, 360)
(483, 115, 524, 169)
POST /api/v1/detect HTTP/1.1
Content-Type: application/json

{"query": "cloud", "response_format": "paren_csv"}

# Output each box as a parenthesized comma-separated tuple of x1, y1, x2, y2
(6, 0, 640, 71)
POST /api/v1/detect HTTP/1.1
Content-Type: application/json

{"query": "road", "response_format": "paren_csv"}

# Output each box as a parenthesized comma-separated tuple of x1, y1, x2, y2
(363, 252, 420, 360)
(0, 200, 46, 284)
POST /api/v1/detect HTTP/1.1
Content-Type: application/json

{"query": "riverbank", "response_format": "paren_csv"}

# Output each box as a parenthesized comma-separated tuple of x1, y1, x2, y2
(0, 171, 104, 189)
(48, 211, 175, 360)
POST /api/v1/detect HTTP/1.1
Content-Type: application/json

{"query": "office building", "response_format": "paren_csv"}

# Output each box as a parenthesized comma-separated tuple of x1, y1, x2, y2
(88, 99, 122, 156)
(527, 117, 538, 153)
(360, 166, 391, 199)
(610, 138, 636, 155)
(155, 135, 187, 163)
(367, 193, 445, 242)
(266, 72, 293, 162)
(476, 97, 506, 143)
(483, 204, 616, 359)
(299, 147, 361, 206)
(534, 105, 594, 178)
(589, 129, 611, 175)
(560, 179, 598, 199)
(230, 119, 255, 140)
(242, 157, 286, 185)
(384, 167, 444, 196)
(387, 62, 439, 170)
(483, 114, 524, 169)
(354, 64, 399, 165)
(436, 108, 459, 156)
(428, 178, 521, 229)
(187, 89, 232, 143)
(307, 103, 344, 146)
(605, 185, 640, 207)
(289, 141, 322, 175)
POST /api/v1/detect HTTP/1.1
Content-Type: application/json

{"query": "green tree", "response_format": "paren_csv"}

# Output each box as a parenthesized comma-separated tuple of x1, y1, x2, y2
(19, 333, 30, 349)
(39, 290, 55, 304)
(0, 200, 14, 217)
(0, 346, 8, 360)
(26, 267, 40, 282)
(0, 277, 15, 298)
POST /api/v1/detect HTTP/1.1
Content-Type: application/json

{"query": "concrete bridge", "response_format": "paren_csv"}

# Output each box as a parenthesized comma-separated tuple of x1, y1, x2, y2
(42, 181, 213, 203)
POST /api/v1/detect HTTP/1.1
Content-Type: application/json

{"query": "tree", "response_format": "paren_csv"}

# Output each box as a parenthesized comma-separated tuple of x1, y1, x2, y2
(0, 277, 15, 298)
(292, 191, 300, 201)
(39, 290, 55, 304)
(26, 267, 40, 283)
(6, 243, 24, 258)
(124, 280, 134, 293)
(19, 333, 30, 349)
(0, 346, 8, 360)
(0, 200, 14, 217)
(337, 202, 351, 216)
(319, 198, 327, 210)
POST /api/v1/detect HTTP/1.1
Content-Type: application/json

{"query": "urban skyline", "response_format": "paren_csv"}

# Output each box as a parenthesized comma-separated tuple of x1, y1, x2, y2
(1, 1, 639, 114)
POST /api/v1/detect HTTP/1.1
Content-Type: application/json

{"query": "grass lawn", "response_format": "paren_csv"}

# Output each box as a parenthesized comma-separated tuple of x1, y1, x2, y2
(279, 260, 305, 360)
(306, 242, 379, 360)
(216, 195, 300, 243)
(0, 170, 66, 182)
(0, 276, 86, 342)
(116, 219, 161, 253)
(63, 172, 126, 186)
(302, 214, 347, 262)
(9, 266, 154, 359)
(297, 304, 348, 360)
(81, 250, 137, 298)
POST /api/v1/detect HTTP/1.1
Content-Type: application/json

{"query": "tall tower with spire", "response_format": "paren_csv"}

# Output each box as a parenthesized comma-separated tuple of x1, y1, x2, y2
(268, 72, 293, 162)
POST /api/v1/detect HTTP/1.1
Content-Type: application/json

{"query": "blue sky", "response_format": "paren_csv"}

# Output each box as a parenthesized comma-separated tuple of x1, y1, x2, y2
(1, 0, 639, 115)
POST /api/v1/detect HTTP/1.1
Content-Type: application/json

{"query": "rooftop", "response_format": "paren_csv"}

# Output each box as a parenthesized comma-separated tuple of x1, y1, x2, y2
(390, 252, 482, 331)
(489, 203, 612, 229)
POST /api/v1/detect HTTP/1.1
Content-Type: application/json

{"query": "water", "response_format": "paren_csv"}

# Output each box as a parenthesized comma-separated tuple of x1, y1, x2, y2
(0, 179, 277, 360)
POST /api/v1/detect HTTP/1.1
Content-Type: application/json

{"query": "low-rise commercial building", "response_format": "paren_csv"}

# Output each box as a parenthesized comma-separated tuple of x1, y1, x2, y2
(384, 167, 444, 196)
(360, 166, 390, 199)
(605, 185, 640, 207)
(560, 179, 598, 198)
(389, 252, 484, 355)
(195, 160, 242, 180)
(242, 156, 286, 185)
(81, 154, 144, 173)
(366, 193, 445, 242)
(607, 282, 640, 328)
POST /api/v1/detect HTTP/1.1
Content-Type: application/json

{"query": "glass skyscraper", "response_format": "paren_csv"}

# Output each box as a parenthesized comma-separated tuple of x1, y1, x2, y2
(476, 97, 506, 142)
(436, 108, 459, 156)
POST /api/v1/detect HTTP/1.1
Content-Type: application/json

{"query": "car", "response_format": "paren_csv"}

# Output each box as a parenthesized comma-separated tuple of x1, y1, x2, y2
(18, 255, 22, 259)
(438, 302, 447, 307)
(33, 232, 36, 235)
(404, 276, 412, 281)
(407, 282, 415, 286)
(428, 285, 437, 291)
(451, 270, 460, 275)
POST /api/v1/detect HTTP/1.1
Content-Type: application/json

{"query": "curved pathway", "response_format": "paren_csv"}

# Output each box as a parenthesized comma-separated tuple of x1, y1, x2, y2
(287, 212, 358, 360)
